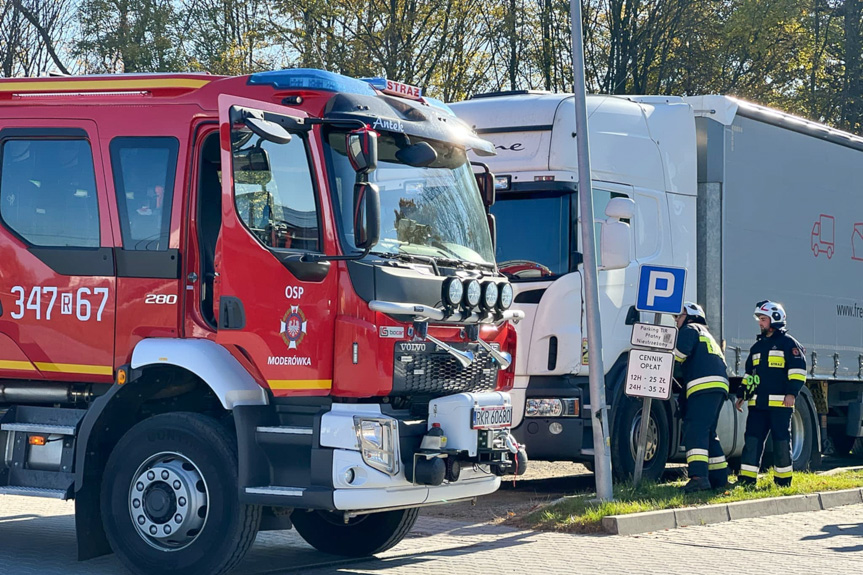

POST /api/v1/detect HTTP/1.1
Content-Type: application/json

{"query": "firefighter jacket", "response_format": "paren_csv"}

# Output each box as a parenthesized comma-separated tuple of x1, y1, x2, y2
(673, 323, 729, 398)
(739, 329, 807, 409)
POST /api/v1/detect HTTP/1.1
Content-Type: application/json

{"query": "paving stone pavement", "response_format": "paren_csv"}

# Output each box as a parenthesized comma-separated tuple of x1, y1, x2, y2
(0, 495, 861, 574)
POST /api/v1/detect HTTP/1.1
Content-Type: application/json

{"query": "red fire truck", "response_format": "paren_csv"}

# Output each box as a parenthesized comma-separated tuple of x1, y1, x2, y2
(0, 70, 524, 575)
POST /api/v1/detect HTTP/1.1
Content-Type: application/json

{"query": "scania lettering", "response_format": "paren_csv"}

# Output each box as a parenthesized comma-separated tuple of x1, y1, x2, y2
(452, 92, 863, 479)
(0, 70, 525, 575)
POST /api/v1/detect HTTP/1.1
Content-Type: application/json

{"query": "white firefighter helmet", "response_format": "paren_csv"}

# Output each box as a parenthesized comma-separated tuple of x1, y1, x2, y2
(682, 301, 706, 319)
(754, 300, 786, 329)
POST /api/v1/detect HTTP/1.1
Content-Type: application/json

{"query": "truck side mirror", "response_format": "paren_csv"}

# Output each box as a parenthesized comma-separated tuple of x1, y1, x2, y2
(475, 172, 496, 207)
(347, 129, 378, 174)
(244, 117, 292, 145)
(353, 182, 380, 250)
(599, 197, 635, 270)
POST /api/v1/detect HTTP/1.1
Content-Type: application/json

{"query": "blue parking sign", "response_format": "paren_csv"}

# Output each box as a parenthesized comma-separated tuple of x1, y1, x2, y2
(635, 265, 687, 314)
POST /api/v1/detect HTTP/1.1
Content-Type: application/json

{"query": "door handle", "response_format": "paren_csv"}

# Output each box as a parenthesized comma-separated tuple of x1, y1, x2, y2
(219, 297, 246, 330)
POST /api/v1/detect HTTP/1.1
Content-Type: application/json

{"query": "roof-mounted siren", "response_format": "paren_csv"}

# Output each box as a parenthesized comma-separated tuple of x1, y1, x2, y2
(363, 77, 423, 101)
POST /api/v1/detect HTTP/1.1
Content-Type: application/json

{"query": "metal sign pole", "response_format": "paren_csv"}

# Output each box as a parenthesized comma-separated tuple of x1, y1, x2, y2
(633, 312, 663, 486)
(570, 0, 613, 502)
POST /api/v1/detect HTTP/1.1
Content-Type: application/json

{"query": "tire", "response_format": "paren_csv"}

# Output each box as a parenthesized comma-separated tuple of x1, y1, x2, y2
(101, 412, 261, 575)
(292, 507, 419, 556)
(611, 396, 670, 483)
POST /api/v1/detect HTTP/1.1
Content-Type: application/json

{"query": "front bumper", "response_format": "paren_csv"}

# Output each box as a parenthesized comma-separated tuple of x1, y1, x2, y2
(240, 392, 521, 512)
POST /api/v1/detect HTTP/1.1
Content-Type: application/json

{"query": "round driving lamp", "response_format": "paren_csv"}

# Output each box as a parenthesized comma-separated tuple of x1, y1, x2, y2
(464, 280, 481, 308)
(499, 283, 514, 310)
(481, 282, 499, 310)
(443, 278, 464, 307)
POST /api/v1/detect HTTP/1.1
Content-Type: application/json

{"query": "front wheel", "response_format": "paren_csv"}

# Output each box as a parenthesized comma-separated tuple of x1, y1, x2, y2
(101, 412, 261, 575)
(292, 508, 419, 556)
(611, 396, 670, 483)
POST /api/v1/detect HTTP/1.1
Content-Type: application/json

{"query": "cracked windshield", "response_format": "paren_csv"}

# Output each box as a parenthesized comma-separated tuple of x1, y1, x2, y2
(326, 130, 494, 266)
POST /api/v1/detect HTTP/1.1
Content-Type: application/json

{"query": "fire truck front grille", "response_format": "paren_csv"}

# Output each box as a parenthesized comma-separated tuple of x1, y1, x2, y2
(391, 341, 500, 396)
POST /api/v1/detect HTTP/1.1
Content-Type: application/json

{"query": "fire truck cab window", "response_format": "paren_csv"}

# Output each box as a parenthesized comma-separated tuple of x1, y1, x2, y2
(0, 139, 100, 248)
(110, 137, 179, 251)
(232, 128, 319, 252)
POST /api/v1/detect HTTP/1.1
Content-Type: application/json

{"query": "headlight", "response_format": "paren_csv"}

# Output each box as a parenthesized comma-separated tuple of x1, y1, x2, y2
(525, 398, 580, 418)
(353, 417, 399, 475)
(443, 278, 463, 307)
(499, 283, 513, 310)
(464, 280, 481, 307)
(482, 282, 498, 310)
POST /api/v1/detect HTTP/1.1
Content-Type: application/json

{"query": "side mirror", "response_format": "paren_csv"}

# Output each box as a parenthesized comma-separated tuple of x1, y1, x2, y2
(600, 218, 632, 270)
(347, 129, 378, 174)
(353, 182, 381, 250)
(245, 117, 292, 145)
(475, 172, 496, 207)
(600, 197, 635, 270)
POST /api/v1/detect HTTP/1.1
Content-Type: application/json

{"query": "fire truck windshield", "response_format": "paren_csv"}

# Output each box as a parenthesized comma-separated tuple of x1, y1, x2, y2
(326, 130, 495, 266)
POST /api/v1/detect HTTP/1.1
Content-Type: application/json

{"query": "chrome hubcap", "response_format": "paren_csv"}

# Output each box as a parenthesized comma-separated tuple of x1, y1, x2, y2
(129, 452, 208, 551)
(629, 410, 659, 463)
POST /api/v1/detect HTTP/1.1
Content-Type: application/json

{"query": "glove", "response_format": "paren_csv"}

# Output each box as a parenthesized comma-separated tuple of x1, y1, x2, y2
(739, 374, 760, 400)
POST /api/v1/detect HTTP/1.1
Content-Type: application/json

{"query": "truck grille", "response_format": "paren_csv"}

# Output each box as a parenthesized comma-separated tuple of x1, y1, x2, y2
(392, 341, 500, 396)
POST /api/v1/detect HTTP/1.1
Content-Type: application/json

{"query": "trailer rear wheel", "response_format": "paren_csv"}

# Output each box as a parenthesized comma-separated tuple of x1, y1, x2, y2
(101, 412, 261, 575)
(292, 507, 419, 556)
(611, 396, 670, 483)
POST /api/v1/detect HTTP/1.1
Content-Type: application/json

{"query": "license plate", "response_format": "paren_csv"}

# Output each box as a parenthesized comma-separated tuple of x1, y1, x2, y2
(471, 405, 513, 430)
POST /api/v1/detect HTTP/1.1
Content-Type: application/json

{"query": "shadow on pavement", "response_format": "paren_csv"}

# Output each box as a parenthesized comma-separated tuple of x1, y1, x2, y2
(800, 522, 863, 553)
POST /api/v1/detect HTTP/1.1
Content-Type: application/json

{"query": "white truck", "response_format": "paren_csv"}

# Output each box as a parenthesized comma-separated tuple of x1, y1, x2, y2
(450, 93, 863, 480)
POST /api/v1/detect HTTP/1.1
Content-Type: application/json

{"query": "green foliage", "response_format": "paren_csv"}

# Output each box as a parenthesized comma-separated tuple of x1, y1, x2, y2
(4, 0, 863, 133)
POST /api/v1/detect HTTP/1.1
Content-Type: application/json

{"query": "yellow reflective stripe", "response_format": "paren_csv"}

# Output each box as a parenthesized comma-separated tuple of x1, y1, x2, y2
(268, 379, 332, 390)
(774, 470, 793, 479)
(768, 356, 785, 368)
(0, 78, 212, 92)
(686, 381, 729, 397)
(708, 462, 728, 470)
(675, 355, 686, 363)
(0, 360, 37, 371)
(748, 398, 757, 406)
(687, 454, 709, 463)
(34, 362, 113, 376)
(788, 373, 806, 382)
(739, 469, 758, 478)
(768, 400, 788, 408)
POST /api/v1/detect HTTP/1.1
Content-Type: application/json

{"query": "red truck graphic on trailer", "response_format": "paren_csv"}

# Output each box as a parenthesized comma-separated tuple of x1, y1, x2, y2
(853, 223, 863, 261)
(812, 214, 835, 258)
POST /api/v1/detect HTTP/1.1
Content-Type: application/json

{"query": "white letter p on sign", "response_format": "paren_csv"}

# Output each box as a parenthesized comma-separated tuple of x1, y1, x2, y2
(646, 271, 675, 306)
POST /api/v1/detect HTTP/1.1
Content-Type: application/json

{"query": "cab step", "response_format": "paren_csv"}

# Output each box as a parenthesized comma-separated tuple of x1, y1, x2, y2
(0, 486, 68, 499)
(0, 406, 84, 500)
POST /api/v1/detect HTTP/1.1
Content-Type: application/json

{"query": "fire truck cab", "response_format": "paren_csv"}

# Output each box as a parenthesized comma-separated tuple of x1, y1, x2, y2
(0, 70, 524, 575)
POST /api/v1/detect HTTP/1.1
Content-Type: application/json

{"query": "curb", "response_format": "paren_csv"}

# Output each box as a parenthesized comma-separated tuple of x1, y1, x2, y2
(601, 487, 863, 536)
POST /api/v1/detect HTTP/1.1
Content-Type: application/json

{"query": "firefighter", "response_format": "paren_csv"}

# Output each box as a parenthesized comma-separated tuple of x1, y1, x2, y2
(735, 301, 807, 487)
(673, 302, 730, 493)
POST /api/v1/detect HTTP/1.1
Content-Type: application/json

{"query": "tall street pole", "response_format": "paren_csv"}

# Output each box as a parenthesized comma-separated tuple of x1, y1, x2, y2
(570, 0, 614, 501)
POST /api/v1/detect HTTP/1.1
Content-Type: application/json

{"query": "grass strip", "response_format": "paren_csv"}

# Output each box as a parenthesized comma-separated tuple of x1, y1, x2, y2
(512, 469, 863, 534)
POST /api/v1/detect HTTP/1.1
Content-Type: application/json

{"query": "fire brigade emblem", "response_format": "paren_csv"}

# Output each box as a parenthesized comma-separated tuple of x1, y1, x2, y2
(280, 306, 307, 349)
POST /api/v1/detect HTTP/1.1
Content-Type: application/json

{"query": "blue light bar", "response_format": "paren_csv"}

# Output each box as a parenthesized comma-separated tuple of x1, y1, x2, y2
(362, 77, 388, 91)
(248, 69, 377, 96)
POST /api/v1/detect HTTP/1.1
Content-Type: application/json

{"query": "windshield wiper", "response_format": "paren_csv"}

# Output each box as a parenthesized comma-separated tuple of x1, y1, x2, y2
(370, 251, 441, 275)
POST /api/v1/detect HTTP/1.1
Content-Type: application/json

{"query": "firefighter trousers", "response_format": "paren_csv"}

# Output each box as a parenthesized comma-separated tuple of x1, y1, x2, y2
(683, 390, 728, 487)
(740, 406, 793, 486)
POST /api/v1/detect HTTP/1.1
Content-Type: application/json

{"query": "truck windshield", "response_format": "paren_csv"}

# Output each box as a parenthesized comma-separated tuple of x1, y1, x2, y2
(491, 192, 572, 279)
(325, 130, 495, 266)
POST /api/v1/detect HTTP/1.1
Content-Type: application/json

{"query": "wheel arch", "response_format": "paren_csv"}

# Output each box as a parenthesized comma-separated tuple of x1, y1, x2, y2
(73, 338, 268, 560)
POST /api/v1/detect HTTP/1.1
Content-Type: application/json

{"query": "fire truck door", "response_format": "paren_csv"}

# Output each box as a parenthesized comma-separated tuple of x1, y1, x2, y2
(0, 122, 116, 383)
(215, 96, 337, 396)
